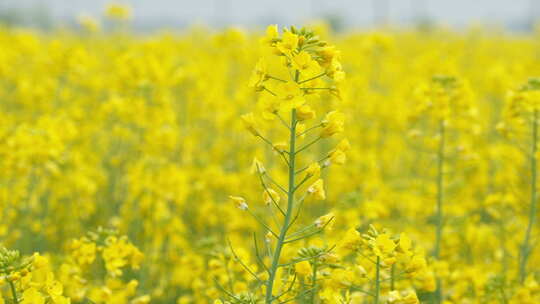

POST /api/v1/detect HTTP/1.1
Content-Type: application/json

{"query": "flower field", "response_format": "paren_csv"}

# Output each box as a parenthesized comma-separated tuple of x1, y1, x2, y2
(1, 15, 540, 304)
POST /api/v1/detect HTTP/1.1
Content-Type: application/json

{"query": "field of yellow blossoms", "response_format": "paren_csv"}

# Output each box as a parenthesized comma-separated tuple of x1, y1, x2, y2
(1, 6, 540, 304)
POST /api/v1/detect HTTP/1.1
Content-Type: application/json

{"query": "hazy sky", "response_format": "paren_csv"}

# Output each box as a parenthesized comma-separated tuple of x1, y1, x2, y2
(1, 0, 537, 29)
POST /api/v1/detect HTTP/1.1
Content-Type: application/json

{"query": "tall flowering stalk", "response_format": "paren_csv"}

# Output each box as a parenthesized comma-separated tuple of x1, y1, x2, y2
(227, 25, 346, 303)
(410, 75, 474, 304)
(504, 78, 540, 283)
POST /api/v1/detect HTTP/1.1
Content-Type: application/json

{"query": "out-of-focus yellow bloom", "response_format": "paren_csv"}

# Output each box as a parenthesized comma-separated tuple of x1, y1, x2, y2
(251, 157, 266, 174)
(294, 260, 312, 277)
(248, 58, 267, 88)
(321, 111, 345, 137)
(21, 288, 45, 304)
(262, 188, 280, 205)
(77, 15, 100, 32)
(305, 162, 321, 177)
(307, 179, 326, 200)
(296, 104, 316, 121)
(273, 141, 287, 152)
(315, 213, 334, 229)
(261, 24, 279, 46)
(229, 196, 248, 210)
(241, 113, 259, 136)
(105, 3, 132, 20)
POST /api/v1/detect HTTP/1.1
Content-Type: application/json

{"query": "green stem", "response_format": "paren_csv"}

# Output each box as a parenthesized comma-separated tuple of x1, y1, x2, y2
(434, 119, 445, 304)
(299, 72, 326, 84)
(520, 109, 538, 283)
(500, 284, 508, 304)
(265, 108, 298, 304)
(310, 262, 318, 303)
(8, 280, 19, 304)
(435, 120, 445, 258)
(374, 256, 381, 304)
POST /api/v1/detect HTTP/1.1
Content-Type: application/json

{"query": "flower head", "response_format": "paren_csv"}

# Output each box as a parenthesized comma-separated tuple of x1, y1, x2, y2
(241, 113, 259, 136)
(276, 31, 299, 55)
(105, 2, 132, 20)
(307, 179, 326, 200)
(229, 196, 248, 210)
(321, 111, 345, 137)
(295, 261, 312, 277)
(263, 188, 280, 205)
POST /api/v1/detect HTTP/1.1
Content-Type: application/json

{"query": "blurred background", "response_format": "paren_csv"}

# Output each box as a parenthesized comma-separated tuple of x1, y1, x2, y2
(1, 0, 540, 31)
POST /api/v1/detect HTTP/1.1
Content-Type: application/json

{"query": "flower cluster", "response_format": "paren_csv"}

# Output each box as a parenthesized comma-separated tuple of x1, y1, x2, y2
(60, 228, 147, 303)
(0, 247, 70, 304)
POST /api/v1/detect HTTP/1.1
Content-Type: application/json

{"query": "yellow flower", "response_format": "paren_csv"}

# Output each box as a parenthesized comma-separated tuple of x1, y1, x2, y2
(326, 139, 350, 165)
(273, 141, 287, 152)
(373, 234, 397, 257)
(321, 111, 345, 137)
(265, 231, 273, 243)
(77, 15, 100, 32)
(328, 149, 346, 165)
(101, 236, 144, 276)
(305, 162, 321, 177)
(21, 288, 45, 304)
(388, 290, 402, 303)
(248, 58, 267, 88)
(241, 113, 259, 136)
(397, 233, 412, 255)
(327, 60, 345, 82)
(229, 196, 248, 210)
(263, 188, 280, 205)
(307, 179, 326, 200)
(251, 157, 266, 174)
(105, 3, 132, 20)
(336, 138, 351, 151)
(295, 123, 306, 139)
(132, 295, 151, 304)
(292, 51, 321, 76)
(261, 24, 279, 46)
(70, 238, 96, 266)
(315, 213, 335, 229)
(400, 291, 420, 304)
(405, 255, 428, 275)
(296, 104, 316, 121)
(275, 82, 305, 110)
(317, 46, 340, 68)
(295, 261, 312, 277)
(276, 31, 299, 55)
(326, 269, 354, 290)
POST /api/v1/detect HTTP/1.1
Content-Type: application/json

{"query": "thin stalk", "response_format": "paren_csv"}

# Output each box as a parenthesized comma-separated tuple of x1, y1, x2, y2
(296, 136, 322, 154)
(299, 72, 326, 84)
(263, 87, 277, 96)
(499, 284, 508, 304)
(267, 75, 287, 82)
(374, 256, 381, 304)
(265, 108, 298, 303)
(310, 262, 318, 303)
(434, 119, 445, 304)
(246, 209, 279, 238)
(434, 120, 445, 258)
(9, 280, 19, 304)
(253, 233, 270, 273)
(520, 109, 538, 283)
